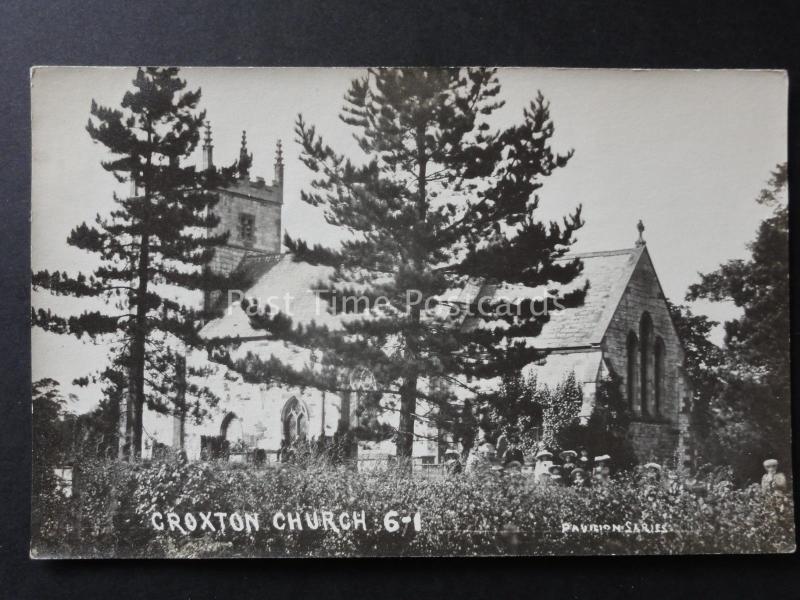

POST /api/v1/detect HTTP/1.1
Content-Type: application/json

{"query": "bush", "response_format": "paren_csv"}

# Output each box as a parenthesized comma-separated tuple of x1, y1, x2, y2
(31, 459, 795, 558)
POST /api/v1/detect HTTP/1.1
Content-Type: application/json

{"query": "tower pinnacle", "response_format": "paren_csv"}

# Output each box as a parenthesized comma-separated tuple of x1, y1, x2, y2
(237, 130, 253, 179)
(202, 121, 214, 170)
(274, 139, 284, 188)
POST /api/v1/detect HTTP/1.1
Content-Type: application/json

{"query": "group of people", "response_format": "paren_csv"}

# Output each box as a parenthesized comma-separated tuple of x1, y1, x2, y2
(450, 437, 790, 498)
(529, 448, 615, 487)
(455, 438, 618, 488)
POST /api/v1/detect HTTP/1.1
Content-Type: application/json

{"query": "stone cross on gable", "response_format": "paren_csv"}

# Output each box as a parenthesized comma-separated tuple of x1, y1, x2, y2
(635, 219, 646, 247)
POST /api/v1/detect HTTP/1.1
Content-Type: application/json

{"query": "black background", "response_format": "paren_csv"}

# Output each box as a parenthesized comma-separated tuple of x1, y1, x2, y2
(1, 1, 798, 597)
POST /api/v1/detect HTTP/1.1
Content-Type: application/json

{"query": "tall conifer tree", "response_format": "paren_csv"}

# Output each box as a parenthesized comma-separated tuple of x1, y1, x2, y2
(234, 68, 585, 458)
(33, 68, 236, 459)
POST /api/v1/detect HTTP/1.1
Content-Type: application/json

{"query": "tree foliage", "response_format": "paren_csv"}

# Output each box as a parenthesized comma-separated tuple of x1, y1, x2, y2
(32, 379, 72, 496)
(32, 68, 239, 458)
(481, 370, 633, 465)
(231, 68, 585, 457)
(684, 163, 790, 481)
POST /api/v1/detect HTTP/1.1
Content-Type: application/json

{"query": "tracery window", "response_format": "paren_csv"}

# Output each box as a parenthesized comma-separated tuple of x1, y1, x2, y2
(282, 397, 308, 442)
(654, 336, 665, 417)
(626, 331, 639, 412)
(640, 312, 653, 416)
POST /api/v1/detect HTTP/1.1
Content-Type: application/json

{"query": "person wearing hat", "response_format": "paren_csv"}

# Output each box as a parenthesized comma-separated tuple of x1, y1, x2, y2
(560, 450, 577, 473)
(643, 462, 662, 483)
(761, 459, 787, 494)
(570, 467, 589, 488)
(479, 442, 497, 461)
(640, 462, 664, 501)
(593, 454, 611, 474)
(533, 449, 554, 483)
(548, 464, 565, 486)
(577, 447, 591, 472)
(593, 454, 612, 484)
(504, 460, 523, 474)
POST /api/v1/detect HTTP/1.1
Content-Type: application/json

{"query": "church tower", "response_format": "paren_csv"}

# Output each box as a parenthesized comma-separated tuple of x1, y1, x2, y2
(203, 125, 284, 278)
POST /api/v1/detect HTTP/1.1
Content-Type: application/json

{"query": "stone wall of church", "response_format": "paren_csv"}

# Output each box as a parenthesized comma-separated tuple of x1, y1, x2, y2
(143, 381, 345, 462)
(601, 248, 689, 464)
(143, 376, 441, 463)
(627, 421, 681, 465)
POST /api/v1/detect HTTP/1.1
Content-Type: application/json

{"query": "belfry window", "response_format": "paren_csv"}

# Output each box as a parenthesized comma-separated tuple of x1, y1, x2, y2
(238, 212, 255, 245)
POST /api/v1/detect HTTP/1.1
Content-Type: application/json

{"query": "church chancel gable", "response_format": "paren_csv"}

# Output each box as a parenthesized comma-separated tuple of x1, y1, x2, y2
(140, 126, 690, 467)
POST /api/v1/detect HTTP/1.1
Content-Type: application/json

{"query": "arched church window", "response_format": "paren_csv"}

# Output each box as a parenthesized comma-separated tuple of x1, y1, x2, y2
(220, 412, 244, 442)
(654, 336, 665, 417)
(282, 397, 308, 443)
(626, 331, 639, 413)
(640, 312, 653, 416)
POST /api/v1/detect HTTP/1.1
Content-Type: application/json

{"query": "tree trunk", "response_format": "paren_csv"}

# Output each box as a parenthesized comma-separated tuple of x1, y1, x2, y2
(172, 353, 187, 451)
(397, 377, 417, 459)
(395, 124, 428, 461)
(129, 141, 153, 461)
(130, 229, 149, 459)
(118, 377, 132, 460)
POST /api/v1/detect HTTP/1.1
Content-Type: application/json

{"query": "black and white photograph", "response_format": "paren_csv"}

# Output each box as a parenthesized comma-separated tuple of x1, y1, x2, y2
(30, 66, 793, 558)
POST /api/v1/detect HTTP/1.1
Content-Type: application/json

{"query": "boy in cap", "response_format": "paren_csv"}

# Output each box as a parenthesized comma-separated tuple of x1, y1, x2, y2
(761, 459, 788, 494)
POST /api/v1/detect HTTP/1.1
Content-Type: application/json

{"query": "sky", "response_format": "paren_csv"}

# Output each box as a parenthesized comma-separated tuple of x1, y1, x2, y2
(31, 67, 787, 412)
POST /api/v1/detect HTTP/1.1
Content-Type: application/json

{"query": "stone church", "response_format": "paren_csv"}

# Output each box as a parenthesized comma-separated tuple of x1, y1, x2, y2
(139, 128, 692, 467)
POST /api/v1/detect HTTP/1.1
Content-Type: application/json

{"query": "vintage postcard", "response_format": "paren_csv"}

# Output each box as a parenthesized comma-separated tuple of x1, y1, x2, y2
(30, 67, 793, 558)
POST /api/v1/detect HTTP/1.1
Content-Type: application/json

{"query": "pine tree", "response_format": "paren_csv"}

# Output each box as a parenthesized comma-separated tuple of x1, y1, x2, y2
(685, 163, 790, 480)
(233, 68, 585, 458)
(32, 68, 237, 459)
